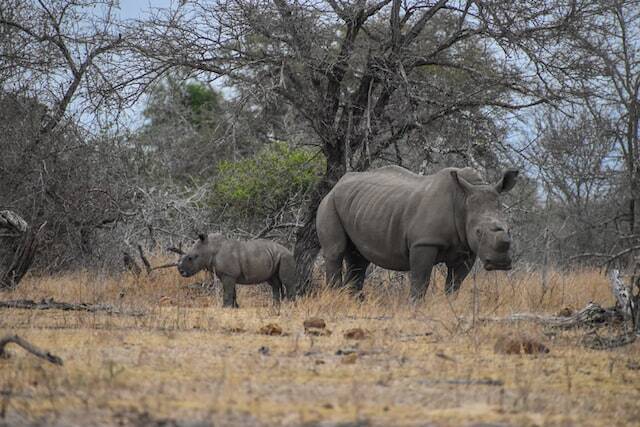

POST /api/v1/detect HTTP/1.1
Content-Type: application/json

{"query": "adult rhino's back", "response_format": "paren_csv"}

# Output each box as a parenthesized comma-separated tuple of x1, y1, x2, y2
(318, 166, 461, 270)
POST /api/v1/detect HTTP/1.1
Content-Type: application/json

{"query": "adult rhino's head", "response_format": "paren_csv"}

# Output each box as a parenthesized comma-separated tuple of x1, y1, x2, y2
(451, 169, 519, 271)
(177, 233, 212, 277)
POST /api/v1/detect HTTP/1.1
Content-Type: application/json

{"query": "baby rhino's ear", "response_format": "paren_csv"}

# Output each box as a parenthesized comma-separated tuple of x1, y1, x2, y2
(198, 233, 207, 242)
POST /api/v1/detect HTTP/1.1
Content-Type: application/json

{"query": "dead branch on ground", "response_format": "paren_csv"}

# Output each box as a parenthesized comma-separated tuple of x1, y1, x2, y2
(477, 302, 624, 329)
(477, 270, 639, 350)
(0, 334, 63, 365)
(0, 298, 144, 317)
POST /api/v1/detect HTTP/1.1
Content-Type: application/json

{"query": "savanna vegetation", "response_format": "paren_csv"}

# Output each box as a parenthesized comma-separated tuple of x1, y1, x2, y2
(1, 1, 639, 426)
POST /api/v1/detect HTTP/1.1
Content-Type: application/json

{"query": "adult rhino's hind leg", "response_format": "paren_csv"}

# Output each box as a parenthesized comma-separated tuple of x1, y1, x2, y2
(220, 274, 239, 308)
(316, 195, 348, 288)
(409, 245, 439, 302)
(445, 259, 474, 295)
(344, 248, 369, 300)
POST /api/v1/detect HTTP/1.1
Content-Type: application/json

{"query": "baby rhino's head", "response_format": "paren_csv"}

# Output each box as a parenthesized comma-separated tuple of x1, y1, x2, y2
(177, 233, 213, 277)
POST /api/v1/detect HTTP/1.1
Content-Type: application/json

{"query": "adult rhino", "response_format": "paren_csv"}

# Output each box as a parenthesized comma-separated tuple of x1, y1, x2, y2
(316, 166, 518, 301)
(177, 233, 296, 308)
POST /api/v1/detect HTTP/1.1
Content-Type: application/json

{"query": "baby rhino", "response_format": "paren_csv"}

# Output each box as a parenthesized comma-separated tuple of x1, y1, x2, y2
(177, 233, 296, 308)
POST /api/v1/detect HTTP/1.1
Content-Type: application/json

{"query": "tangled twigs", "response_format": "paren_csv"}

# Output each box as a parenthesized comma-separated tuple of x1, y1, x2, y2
(0, 335, 63, 366)
(123, 245, 179, 275)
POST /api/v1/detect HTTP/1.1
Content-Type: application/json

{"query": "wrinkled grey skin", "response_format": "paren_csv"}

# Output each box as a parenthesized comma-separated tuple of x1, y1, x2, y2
(316, 166, 518, 301)
(178, 233, 297, 308)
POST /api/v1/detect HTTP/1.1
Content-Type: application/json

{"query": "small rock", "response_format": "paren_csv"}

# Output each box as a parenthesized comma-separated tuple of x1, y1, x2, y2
(344, 328, 368, 340)
(304, 317, 326, 329)
(258, 346, 270, 355)
(315, 359, 325, 365)
(259, 323, 283, 336)
(322, 403, 333, 409)
(341, 353, 358, 364)
(494, 335, 550, 355)
(626, 360, 640, 370)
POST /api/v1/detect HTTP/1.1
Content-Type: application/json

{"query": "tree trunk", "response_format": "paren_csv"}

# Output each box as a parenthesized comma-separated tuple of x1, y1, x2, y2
(293, 142, 346, 294)
(626, 101, 639, 234)
(0, 211, 44, 290)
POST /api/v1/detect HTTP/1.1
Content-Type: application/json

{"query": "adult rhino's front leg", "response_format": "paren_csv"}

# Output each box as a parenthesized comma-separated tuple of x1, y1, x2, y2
(409, 245, 439, 302)
(444, 258, 475, 295)
(219, 274, 239, 308)
(268, 277, 283, 306)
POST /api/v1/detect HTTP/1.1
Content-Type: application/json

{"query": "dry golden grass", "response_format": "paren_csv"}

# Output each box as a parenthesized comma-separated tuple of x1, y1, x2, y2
(1, 261, 639, 427)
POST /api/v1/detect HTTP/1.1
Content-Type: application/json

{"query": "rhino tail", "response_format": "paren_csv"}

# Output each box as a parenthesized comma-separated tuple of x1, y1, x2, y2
(278, 253, 298, 299)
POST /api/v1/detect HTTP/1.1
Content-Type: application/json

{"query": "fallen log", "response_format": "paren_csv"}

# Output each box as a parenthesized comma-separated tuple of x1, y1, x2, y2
(477, 302, 624, 329)
(609, 269, 634, 317)
(581, 329, 637, 350)
(418, 378, 503, 386)
(0, 298, 145, 317)
(0, 334, 63, 365)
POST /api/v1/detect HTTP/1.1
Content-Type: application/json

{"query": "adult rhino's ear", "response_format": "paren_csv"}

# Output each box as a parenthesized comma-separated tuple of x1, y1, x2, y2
(495, 169, 519, 193)
(198, 233, 207, 242)
(450, 170, 475, 194)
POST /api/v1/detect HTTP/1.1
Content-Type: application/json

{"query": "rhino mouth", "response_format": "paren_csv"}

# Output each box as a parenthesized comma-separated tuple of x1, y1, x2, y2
(484, 259, 512, 271)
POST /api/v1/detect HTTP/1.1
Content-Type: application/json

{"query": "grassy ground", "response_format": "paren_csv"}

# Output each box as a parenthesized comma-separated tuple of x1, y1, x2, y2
(0, 263, 639, 427)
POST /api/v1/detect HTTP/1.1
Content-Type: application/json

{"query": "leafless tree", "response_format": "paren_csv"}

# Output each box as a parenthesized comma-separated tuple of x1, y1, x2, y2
(538, 1, 640, 234)
(0, 1, 146, 272)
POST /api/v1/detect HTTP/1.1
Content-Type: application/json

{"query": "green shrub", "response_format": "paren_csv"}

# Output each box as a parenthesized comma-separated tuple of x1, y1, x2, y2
(212, 142, 324, 219)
